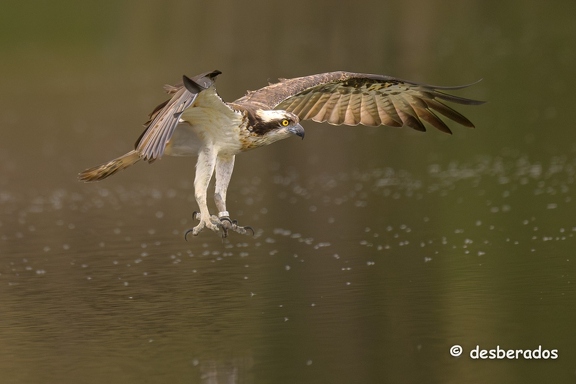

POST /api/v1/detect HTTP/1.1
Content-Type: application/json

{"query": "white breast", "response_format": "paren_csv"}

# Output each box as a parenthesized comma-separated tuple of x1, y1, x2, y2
(165, 88, 244, 157)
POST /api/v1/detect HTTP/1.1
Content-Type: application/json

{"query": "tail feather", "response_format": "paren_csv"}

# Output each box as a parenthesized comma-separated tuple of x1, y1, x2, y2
(78, 150, 141, 182)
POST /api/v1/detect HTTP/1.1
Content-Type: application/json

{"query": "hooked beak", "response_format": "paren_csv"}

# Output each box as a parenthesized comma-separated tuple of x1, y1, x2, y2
(288, 123, 305, 140)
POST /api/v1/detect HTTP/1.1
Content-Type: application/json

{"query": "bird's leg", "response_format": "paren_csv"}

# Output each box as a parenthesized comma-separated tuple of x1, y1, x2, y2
(186, 146, 220, 237)
(214, 155, 254, 238)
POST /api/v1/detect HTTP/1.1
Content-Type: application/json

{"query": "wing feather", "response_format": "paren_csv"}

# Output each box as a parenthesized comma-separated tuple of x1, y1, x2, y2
(346, 93, 363, 125)
(233, 71, 484, 133)
(376, 97, 403, 127)
(334, 92, 352, 124)
(327, 95, 344, 123)
(390, 96, 426, 132)
(306, 93, 340, 123)
(290, 90, 317, 117)
(359, 94, 380, 126)
(135, 86, 197, 161)
(303, 92, 332, 120)
(134, 70, 221, 161)
(422, 98, 476, 128)
(295, 91, 322, 119)
(414, 107, 452, 134)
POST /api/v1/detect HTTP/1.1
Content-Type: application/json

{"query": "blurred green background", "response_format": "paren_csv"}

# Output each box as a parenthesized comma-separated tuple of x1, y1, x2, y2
(3, 0, 574, 190)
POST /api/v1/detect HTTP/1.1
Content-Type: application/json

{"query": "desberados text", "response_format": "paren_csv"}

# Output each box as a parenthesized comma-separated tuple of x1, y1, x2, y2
(470, 345, 558, 360)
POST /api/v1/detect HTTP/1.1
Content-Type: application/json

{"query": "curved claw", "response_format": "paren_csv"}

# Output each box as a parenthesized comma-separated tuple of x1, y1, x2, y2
(243, 226, 255, 236)
(218, 216, 255, 237)
(184, 228, 194, 241)
(220, 216, 233, 225)
(192, 211, 199, 221)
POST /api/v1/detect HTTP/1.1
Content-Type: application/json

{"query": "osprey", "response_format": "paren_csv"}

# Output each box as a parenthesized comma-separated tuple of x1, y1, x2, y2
(79, 70, 484, 238)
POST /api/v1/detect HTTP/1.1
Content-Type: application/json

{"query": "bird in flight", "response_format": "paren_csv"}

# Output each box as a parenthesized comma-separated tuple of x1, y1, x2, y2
(79, 70, 484, 238)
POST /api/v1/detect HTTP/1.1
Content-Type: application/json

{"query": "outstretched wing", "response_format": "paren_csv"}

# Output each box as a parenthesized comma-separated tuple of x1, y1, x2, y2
(233, 71, 484, 133)
(135, 70, 222, 161)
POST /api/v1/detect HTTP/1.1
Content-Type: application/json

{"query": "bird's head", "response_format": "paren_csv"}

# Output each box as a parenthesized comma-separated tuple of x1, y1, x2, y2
(250, 110, 305, 145)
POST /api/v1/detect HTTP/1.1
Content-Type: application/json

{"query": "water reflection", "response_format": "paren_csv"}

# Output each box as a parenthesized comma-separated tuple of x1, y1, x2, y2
(198, 357, 254, 384)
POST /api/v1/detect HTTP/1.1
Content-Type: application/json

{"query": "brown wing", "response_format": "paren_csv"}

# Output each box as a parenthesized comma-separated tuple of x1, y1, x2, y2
(233, 71, 484, 133)
(135, 70, 221, 161)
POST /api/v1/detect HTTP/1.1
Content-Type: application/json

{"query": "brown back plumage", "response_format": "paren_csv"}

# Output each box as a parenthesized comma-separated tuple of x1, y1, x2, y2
(233, 71, 484, 133)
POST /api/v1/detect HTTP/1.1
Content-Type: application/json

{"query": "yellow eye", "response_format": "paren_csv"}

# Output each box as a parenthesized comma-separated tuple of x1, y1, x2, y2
(281, 119, 290, 127)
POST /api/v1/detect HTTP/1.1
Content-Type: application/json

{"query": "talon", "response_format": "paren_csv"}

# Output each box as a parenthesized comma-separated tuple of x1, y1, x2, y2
(184, 222, 205, 240)
(185, 212, 254, 239)
(184, 213, 215, 240)
(219, 216, 255, 237)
